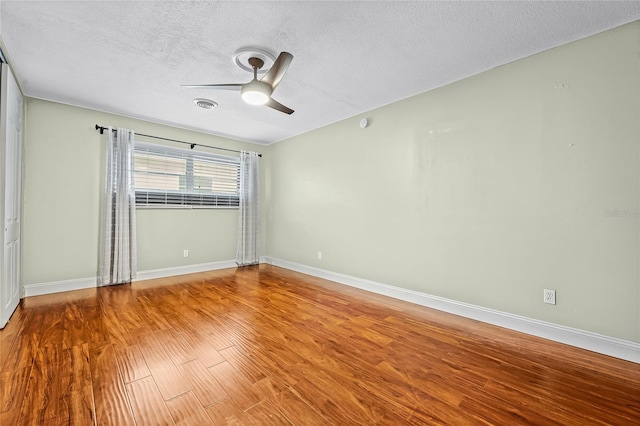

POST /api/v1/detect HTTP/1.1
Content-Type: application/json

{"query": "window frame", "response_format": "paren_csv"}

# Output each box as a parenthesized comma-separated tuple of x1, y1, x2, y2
(133, 141, 240, 209)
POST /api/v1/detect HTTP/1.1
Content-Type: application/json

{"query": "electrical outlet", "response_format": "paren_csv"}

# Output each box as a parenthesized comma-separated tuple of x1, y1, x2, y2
(544, 289, 556, 305)
(317, 251, 322, 260)
(183, 249, 189, 258)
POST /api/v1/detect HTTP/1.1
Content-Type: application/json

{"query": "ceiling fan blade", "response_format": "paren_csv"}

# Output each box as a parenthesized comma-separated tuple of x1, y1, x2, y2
(261, 52, 293, 90)
(182, 83, 243, 91)
(265, 98, 294, 115)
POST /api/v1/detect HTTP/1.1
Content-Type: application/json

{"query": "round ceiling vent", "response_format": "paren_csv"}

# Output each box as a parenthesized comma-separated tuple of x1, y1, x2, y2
(233, 47, 276, 74)
(193, 98, 218, 110)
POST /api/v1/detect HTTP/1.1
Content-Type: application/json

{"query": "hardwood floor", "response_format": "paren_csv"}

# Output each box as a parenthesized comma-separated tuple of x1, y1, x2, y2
(1, 265, 638, 425)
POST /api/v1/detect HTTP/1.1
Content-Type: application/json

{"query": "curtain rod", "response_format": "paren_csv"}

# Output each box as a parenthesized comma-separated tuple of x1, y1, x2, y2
(94, 124, 262, 157)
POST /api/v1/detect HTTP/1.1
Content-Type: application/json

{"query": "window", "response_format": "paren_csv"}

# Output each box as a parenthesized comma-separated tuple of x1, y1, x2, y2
(134, 142, 240, 208)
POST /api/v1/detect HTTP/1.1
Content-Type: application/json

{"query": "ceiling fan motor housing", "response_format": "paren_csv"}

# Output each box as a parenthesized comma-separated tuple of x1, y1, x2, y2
(241, 80, 273, 105)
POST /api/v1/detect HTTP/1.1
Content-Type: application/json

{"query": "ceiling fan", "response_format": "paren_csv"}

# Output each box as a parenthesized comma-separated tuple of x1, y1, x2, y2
(183, 51, 294, 115)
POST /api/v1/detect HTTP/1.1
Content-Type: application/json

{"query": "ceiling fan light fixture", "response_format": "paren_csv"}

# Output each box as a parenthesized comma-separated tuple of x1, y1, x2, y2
(241, 81, 272, 105)
(242, 90, 269, 105)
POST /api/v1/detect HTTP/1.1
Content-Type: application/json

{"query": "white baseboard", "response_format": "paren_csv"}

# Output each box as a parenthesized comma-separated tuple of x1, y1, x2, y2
(262, 257, 640, 364)
(23, 276, 97, 297)
(23, 260, 237, 297)
(134, 260, 237, 282)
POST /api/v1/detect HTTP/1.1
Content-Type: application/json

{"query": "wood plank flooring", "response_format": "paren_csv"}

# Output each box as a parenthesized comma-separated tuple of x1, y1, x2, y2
(1, 264, 639, 425)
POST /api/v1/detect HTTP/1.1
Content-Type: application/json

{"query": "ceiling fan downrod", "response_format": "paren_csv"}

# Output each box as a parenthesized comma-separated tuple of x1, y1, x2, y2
(248, 57, 264, 80)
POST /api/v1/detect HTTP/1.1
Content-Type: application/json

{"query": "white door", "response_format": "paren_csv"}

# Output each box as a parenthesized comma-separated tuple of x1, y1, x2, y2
(0, 63, 23, 329)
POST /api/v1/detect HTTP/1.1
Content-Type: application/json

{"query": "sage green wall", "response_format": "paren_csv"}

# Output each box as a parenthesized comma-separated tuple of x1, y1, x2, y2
(23, 99, 266, 285)
(266, 22, 640, 342)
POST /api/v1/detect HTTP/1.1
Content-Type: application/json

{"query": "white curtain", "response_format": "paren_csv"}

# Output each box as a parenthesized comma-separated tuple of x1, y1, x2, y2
(98, 127, 137, 286)
(236, 151, 260, 266)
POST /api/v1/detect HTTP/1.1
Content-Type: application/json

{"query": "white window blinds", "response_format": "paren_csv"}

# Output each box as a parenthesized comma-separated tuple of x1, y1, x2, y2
(134, 142, 240, 208)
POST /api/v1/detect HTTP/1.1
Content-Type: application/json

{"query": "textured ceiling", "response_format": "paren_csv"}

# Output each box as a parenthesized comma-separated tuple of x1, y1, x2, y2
(2, 1, 639, 145)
